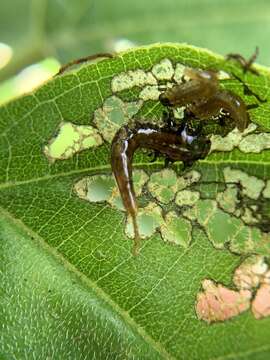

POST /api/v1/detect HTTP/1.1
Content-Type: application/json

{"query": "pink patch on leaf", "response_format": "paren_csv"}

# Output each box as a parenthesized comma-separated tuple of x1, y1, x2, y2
(196, 279, 251, 323)
(252, 284, 270, 319)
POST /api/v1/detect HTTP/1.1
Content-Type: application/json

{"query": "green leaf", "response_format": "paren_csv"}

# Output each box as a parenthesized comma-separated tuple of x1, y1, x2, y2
(1, 43, 270, 359)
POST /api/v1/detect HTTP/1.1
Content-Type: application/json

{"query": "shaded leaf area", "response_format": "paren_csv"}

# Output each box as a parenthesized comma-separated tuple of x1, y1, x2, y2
(1, 0, 270, 81)
(0, 214, 165, 360)
(1, 44, 270, 359)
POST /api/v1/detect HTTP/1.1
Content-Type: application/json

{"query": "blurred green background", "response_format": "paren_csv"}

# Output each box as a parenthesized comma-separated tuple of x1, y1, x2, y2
(0, 0, 270, 104)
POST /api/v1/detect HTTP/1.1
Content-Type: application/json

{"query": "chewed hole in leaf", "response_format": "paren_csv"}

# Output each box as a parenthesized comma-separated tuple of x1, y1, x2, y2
(93, 95, 143, 142)
(73, 170, 149, 210)
(44, 122, 103, 162)
(125, 202, 164, 239)
(147, 168, 179, 204)
(175, 190, 200, 207)
(223, 167, 265, 200)
(73, 163, 270, 256)
(151, 59, 175, 80)
(74, 175, 115, 202)
(160, 211, 192, 247)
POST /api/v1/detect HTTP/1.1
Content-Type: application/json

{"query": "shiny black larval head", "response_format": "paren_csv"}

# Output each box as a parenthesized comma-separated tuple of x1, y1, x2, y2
(159, 92, 172, 106)
(180, 123, 211, 161)
(189, 136, 211, 160)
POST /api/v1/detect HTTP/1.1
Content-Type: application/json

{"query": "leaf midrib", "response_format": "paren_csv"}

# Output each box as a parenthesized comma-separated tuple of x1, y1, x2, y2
(0, 159, 269, 191)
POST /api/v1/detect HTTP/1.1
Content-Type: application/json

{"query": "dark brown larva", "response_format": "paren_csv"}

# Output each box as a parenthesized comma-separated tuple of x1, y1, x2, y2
(111, 121, 210, 255)
(159, 68, 250, 131)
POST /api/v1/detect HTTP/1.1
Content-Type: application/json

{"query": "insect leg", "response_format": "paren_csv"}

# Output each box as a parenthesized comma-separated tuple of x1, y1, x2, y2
(162, 109, 178, 129)
(56, 52, 114, 75)
(148, 150, 160, 162)
(246, 104, 259, 110)
(226, 47, 259, 75)
(164, 157, 175, 168)
(233, 73, 267, 103)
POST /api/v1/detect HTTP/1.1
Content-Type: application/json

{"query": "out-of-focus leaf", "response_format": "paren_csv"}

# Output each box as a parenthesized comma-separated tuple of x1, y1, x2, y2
(1, 0, 270, 82)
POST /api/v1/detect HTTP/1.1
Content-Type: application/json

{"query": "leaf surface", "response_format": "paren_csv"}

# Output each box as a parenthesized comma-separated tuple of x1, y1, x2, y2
(1, 43, 270, 359)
